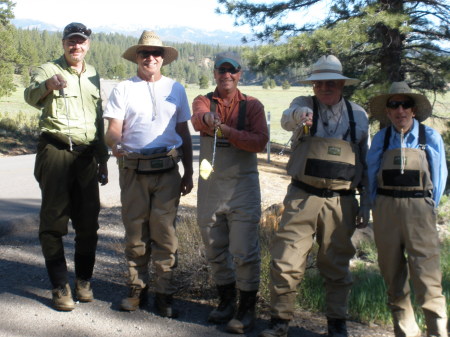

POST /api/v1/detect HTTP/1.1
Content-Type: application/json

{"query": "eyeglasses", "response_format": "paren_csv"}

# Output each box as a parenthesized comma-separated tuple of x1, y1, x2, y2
(138, 50, 164, 58)
(386, 100, 415, 109)
(216, 66, 241, 74)
(312, 80, 340, 88)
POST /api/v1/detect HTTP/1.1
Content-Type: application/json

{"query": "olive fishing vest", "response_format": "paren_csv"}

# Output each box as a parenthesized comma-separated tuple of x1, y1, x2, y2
(377, 124, 433, 198)
(286, 97, 362, 192)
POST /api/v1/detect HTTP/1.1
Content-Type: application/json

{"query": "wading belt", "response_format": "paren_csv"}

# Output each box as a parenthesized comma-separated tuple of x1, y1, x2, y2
(291, 179, 356, 198)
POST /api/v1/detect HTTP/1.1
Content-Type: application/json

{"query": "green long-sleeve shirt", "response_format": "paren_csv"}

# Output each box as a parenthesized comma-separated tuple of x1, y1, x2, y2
(24, 56, 109, 163)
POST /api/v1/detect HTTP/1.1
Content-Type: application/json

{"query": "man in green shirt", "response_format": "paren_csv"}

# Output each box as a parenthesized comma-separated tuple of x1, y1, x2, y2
(24, 22, 109, 311)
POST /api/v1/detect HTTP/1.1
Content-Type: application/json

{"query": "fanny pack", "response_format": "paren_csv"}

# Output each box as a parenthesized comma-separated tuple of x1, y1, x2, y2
(123, 148, 180, 174)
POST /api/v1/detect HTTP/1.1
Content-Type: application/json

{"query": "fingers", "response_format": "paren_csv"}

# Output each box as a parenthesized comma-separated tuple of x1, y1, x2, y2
(46, 74, 67, 91)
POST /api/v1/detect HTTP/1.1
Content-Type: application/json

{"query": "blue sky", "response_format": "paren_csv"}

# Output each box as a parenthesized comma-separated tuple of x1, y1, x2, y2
(12, 0, 324, 33)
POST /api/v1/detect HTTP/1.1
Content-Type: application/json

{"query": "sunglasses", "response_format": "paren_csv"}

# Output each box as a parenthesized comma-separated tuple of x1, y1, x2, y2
(386, 100, 415, 109)
(138, 50, 164, 58)
(216, 67, 241, 74)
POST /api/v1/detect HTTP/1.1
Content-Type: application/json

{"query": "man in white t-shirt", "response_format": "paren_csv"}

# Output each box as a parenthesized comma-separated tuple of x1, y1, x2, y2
(103, 31, 193, 318)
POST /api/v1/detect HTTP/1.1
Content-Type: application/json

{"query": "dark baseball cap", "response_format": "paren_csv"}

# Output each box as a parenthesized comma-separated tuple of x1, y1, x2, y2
(63, 22, 92, 40)
(214, 51, 242, 69)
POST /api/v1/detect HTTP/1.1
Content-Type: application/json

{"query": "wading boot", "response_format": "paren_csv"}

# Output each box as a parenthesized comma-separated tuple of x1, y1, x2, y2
(120, 285, 148, 311)
(155, 293, 178, 318)
(52, 283, 75, 311)
(327, 317, 348, 337)
(259, 318, 290, 337)
(226, 290, 258, 334)
(75, 278, 94, 302)
(208, 282, 237, 324)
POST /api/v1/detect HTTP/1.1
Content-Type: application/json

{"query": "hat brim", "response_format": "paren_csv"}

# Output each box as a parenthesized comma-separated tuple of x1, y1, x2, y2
(369, 93, 432, 124)
(122, 45, 178, 66)
(64, 32, 90, 40)
(299, 73, 360, 86)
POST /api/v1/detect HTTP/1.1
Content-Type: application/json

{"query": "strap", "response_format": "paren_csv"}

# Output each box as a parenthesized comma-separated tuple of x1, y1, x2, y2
(310, 96, 356, 143)
(206, 93, 247, 131)
(344, 99, 356, 143)
(383, 126, 392, 152)
(383, 123, 427, 152)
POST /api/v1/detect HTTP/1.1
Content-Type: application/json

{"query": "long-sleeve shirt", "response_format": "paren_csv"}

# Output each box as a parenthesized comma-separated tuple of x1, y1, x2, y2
(191, 88, 268, 153)
(367, 119, 447, 205)
(24, 55, 108, 163)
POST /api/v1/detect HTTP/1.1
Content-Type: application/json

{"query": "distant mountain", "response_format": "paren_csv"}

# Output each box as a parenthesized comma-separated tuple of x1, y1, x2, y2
(12, 19, 247, 46)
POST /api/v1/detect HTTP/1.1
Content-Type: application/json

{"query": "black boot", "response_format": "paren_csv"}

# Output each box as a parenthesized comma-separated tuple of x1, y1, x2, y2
(155, 293, 178, 318)
(327, 317, 348, 337)
(226, 290, 258, 334)
(208, 282, 237, 323)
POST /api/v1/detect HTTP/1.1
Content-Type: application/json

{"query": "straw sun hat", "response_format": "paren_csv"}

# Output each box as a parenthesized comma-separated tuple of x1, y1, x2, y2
(300, 55, 360, 86)
(369, 81, 432, 124)
(122, 30, 178, 66)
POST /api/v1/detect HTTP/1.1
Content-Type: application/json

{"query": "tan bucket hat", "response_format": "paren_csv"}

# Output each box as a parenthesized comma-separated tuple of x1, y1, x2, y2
(369, 81, 432, 124)
(122, 30, 178, 66)
(300, 55, 360, 86)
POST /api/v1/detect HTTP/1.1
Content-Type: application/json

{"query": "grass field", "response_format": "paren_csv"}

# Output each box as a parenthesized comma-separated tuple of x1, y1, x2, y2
(1, 79, 449, 143)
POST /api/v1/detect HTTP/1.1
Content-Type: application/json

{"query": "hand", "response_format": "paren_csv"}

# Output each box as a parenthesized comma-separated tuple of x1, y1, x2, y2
(45, 74, 67, 91)
(111, 143, 128, 158)
(203, 112, 220, 129)
(180, 173, 193, 196)
(292, 107, 313, 127)
(98, 162, 108, 186)
(356, 191, 371, 228)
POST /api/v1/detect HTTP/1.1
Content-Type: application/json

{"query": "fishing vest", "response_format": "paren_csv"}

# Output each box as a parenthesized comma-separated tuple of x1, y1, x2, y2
(286, 96, 362, 192)
(377, 124, 433, 198)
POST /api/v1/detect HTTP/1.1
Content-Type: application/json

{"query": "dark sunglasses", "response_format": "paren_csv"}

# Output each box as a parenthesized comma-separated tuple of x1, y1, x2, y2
(216, 66, 241, 74)
(138, 50, 164, 58)
(386, 100, 415, 109)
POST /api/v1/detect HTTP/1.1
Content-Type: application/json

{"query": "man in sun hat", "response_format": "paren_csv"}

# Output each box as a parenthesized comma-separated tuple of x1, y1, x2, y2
(24, 22, 109, 311)
(261, 55, 370, 337)
(367, 82, 448, 337)
(103, 30, 193, 318)
(191, 51, 268, 333)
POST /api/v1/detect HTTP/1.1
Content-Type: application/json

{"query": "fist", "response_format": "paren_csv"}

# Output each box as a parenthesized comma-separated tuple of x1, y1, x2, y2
(292, 107, 313, 126)
(46, 74, 67, 91)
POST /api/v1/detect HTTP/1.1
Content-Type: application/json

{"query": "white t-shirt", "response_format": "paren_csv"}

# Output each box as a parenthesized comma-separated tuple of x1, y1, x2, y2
(103, 75, 191, 152)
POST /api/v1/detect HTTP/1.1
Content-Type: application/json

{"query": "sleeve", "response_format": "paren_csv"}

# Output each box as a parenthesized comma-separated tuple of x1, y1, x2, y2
(191, 95, 211, 133)
(175, 83, 191, 124)
(426, 127, 448, 205)
(103, 85, 125, 120)
(23, 66, 52, 109)
(366, 130, 386, 204)
(280, 96, 313, 131)
(227, 98, 269, 153)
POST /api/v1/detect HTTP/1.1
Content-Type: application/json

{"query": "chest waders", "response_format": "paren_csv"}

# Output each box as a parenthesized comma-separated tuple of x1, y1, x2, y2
(286, 96, 362, 194)
(377, 123, 433, 197)
(197, 93, 260, 221)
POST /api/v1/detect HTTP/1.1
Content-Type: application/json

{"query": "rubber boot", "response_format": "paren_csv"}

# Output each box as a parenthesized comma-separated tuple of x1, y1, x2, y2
(260, 318, 290, 337)
(120, 285, 148, 311)
(226, 290, 258, 334)
(208, 282, 237, 323)
(327, 317, 348, 337)
(155, 293, 178, 318)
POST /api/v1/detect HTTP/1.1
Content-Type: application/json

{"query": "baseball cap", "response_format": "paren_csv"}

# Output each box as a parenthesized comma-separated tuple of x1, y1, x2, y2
(214, 51, 242, 69)
(63, 22, 92, 40)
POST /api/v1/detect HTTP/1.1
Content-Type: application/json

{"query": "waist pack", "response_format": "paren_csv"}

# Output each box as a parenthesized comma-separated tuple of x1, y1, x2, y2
(123, 148, 180, 174)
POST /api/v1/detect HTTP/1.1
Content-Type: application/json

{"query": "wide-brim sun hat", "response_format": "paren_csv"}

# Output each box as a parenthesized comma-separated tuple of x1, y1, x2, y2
(299, 55, 360, 86)
(369, 81, 432, 124)
(122, 30, 178, 66)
